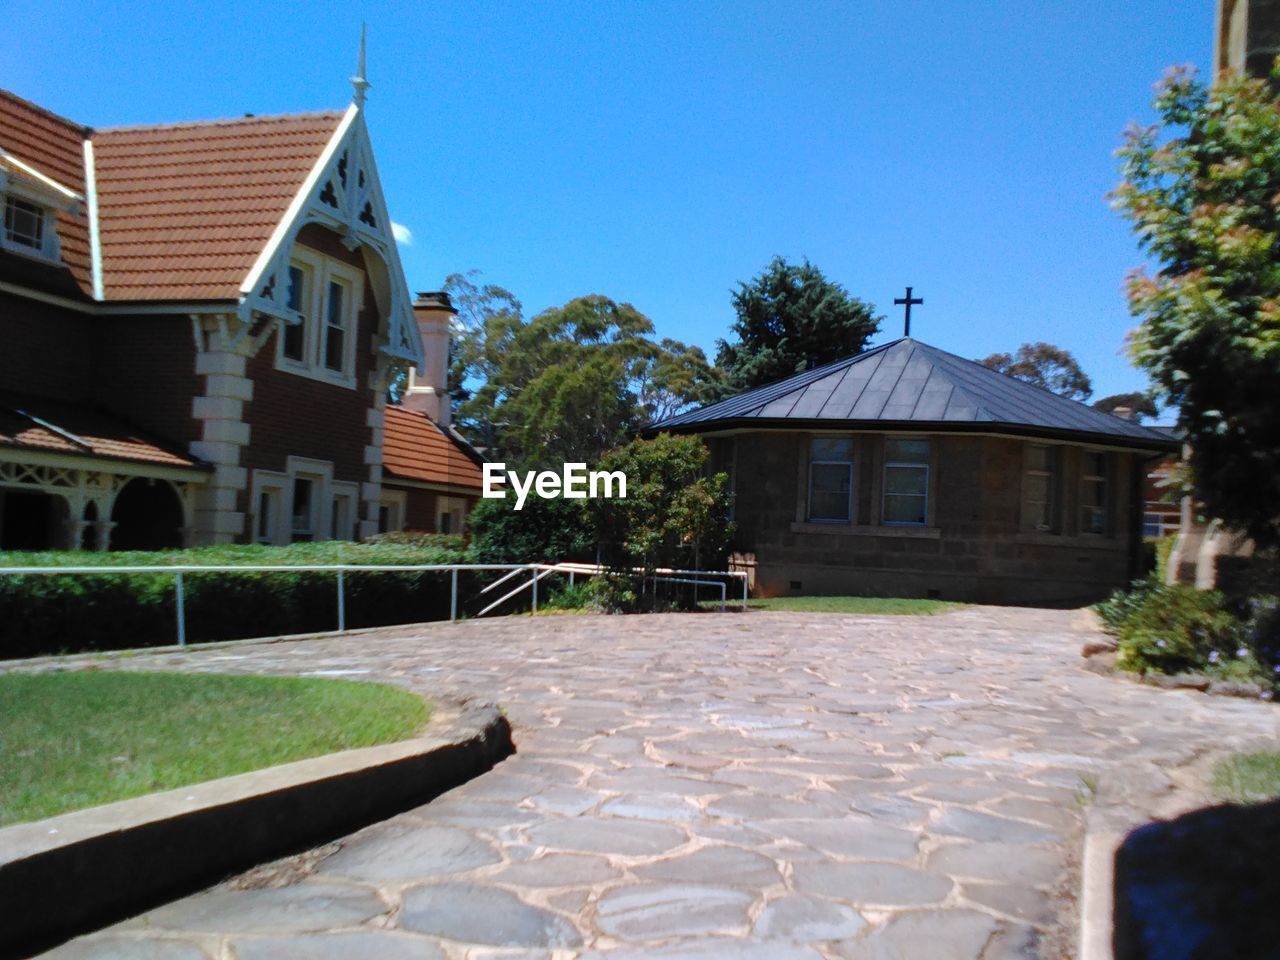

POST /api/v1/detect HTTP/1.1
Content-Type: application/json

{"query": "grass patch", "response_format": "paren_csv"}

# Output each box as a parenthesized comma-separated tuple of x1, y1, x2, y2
(0, 671, 429, 826)
(1212, 751, 1280, 804)
(735, 595, 964, 615)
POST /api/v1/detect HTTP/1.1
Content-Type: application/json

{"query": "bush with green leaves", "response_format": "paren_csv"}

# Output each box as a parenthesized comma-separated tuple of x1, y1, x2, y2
(0, 540, 468, 659)
(1098, 577, 1279, 688)
(588, 433, 734, 611)
(467, 495, 596, 566)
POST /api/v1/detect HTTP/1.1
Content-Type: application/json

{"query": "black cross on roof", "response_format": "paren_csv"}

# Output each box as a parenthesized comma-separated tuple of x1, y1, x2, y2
(894, 286, 923, 337)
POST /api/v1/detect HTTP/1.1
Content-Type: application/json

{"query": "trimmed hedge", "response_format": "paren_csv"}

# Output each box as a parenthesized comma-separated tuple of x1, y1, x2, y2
(0, 540, 473, 659)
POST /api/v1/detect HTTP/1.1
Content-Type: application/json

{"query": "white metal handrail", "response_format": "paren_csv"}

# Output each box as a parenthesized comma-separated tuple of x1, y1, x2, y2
(0, 560, 749, 647)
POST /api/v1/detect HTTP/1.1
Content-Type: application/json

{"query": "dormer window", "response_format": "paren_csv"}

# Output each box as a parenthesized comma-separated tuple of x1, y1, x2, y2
(0, 151, 81, 264)
(4, 197, 45, 250)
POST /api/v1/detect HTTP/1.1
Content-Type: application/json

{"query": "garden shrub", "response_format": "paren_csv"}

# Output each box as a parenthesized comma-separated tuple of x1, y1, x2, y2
(467, 495, 595, 566)
(364, 530, 466, 552)
(0, 540, 469, 659)
(1097, 576, 1276, 686)
(542, 580, 594, 611)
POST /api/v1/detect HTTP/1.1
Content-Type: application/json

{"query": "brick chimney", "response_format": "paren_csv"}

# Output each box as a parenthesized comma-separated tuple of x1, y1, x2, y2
(402, 291, 455, 426)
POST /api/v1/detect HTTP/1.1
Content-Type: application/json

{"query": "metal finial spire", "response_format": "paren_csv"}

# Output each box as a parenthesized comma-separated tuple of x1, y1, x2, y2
(351, 23, 371, 107)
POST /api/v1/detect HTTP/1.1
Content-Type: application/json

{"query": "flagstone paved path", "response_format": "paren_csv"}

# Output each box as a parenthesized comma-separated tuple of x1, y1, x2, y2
(34, 606, 1280, 959)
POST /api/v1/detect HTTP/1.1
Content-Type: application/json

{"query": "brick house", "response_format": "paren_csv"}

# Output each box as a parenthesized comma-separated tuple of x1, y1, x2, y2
(0, 79, 481, 552)
(646, 337, 1179, 605)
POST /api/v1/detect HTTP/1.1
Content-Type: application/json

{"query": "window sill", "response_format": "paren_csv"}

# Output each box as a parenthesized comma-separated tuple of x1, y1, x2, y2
(790, 522, 941, 539)
(275, 359, 357, 391)
(1014, 532, 1123, 549)
(0, 237, 62, 265)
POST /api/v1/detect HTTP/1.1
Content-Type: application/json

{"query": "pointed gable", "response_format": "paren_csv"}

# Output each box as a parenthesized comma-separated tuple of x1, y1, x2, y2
(91, 111, 344, 301)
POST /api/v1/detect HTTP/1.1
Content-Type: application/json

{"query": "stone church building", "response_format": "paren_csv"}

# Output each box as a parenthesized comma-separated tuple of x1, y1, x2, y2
(0, 72, 481, 552)
(647, 338, 1178, 605)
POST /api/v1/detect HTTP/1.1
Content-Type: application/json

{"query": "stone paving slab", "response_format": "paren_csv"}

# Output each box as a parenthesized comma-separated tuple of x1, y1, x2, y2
(20, 605, 1280, 958)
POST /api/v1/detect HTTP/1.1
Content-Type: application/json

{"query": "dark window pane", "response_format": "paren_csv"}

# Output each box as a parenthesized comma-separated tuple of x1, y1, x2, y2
(884, 494, 927, 525)
(4, 197, 44, 248)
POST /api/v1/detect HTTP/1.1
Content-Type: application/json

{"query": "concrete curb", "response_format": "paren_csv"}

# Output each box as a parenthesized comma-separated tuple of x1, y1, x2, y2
(0, 700, 514, 958)
(1078, 824, 1120, 960)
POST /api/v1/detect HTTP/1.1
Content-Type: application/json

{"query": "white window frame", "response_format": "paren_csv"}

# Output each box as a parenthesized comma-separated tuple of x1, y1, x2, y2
(1143, 512, 1163, 538)
(0, 160, 78, 264)
(249, 470, 288, 545)
(807, 437, 855, 524)
(437, 495, 468, 535)
(274, 245, 363, 389)
(330, 480, 359, 541)
(280, 261, 312, 364)
(0, 192, 61, 263)
(882, 437, 930, 527)
(378, 489, 407, 534)
(284, 457, 334, 544)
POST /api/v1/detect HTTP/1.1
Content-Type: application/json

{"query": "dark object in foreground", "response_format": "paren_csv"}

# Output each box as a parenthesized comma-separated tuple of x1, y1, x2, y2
(0, 704, 514, 959)
(1113, 798, 1280, 959)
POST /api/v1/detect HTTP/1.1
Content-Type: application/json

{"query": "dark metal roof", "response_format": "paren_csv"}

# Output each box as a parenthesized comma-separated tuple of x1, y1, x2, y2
(647, 338, 1177, 449)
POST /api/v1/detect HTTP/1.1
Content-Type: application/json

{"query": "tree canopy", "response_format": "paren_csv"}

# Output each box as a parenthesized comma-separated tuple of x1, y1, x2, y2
(715, 257, 880, 394)
(451, 289, 721, 467)
(979, 342, 1094, 401)
(1113, 64, 1280, 546)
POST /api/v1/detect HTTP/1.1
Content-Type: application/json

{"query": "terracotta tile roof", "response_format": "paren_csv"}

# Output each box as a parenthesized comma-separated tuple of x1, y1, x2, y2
(383, 406, 484, 491)
(0, 394, 206, 470)
(0, 90, 93, 294)
(92, 111, 343, 300)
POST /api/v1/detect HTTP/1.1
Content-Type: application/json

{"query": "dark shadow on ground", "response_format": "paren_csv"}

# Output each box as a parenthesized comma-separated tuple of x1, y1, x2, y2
(1114, 799, 1280, 959)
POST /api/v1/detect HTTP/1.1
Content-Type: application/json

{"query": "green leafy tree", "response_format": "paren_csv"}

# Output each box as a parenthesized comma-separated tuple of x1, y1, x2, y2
(980, 342, 1094, 401)
(460, 295, 720, 466)
(715, 257, 881, 393)
(637, 339, 725, 424)
(1113, 64, 1280, 546)
(589, 434, 734, 609)
(467, 434, 734, 609)
(443, 270, 524, 451)
(1093, 391, 1159, 421)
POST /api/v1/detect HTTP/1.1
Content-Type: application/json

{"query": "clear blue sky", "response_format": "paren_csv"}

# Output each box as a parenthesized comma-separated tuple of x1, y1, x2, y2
(6, 1, 1211, 403)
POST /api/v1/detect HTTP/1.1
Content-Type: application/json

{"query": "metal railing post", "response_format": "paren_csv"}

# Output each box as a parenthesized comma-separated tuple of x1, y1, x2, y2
(450, 568, 458, 623)
(742, 574, 748, 612)
(336, 569, 345, 632)
(175, 571, 186, 648)
(531, 565, 539, 614)
(569, 570, 575, 588)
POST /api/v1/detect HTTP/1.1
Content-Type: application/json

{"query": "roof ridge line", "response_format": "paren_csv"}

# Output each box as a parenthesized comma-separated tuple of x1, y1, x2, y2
(95, 109, 345, 134)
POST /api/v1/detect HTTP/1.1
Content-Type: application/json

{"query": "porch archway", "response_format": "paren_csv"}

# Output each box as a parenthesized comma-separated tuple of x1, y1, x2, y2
(111, 478, 184, 551)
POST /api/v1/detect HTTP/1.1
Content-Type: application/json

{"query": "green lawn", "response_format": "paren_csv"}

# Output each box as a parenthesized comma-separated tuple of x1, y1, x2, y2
(0, 671, 429, 826)
(738, 596, 964, 615)
(1212, 751, 1280, 804)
